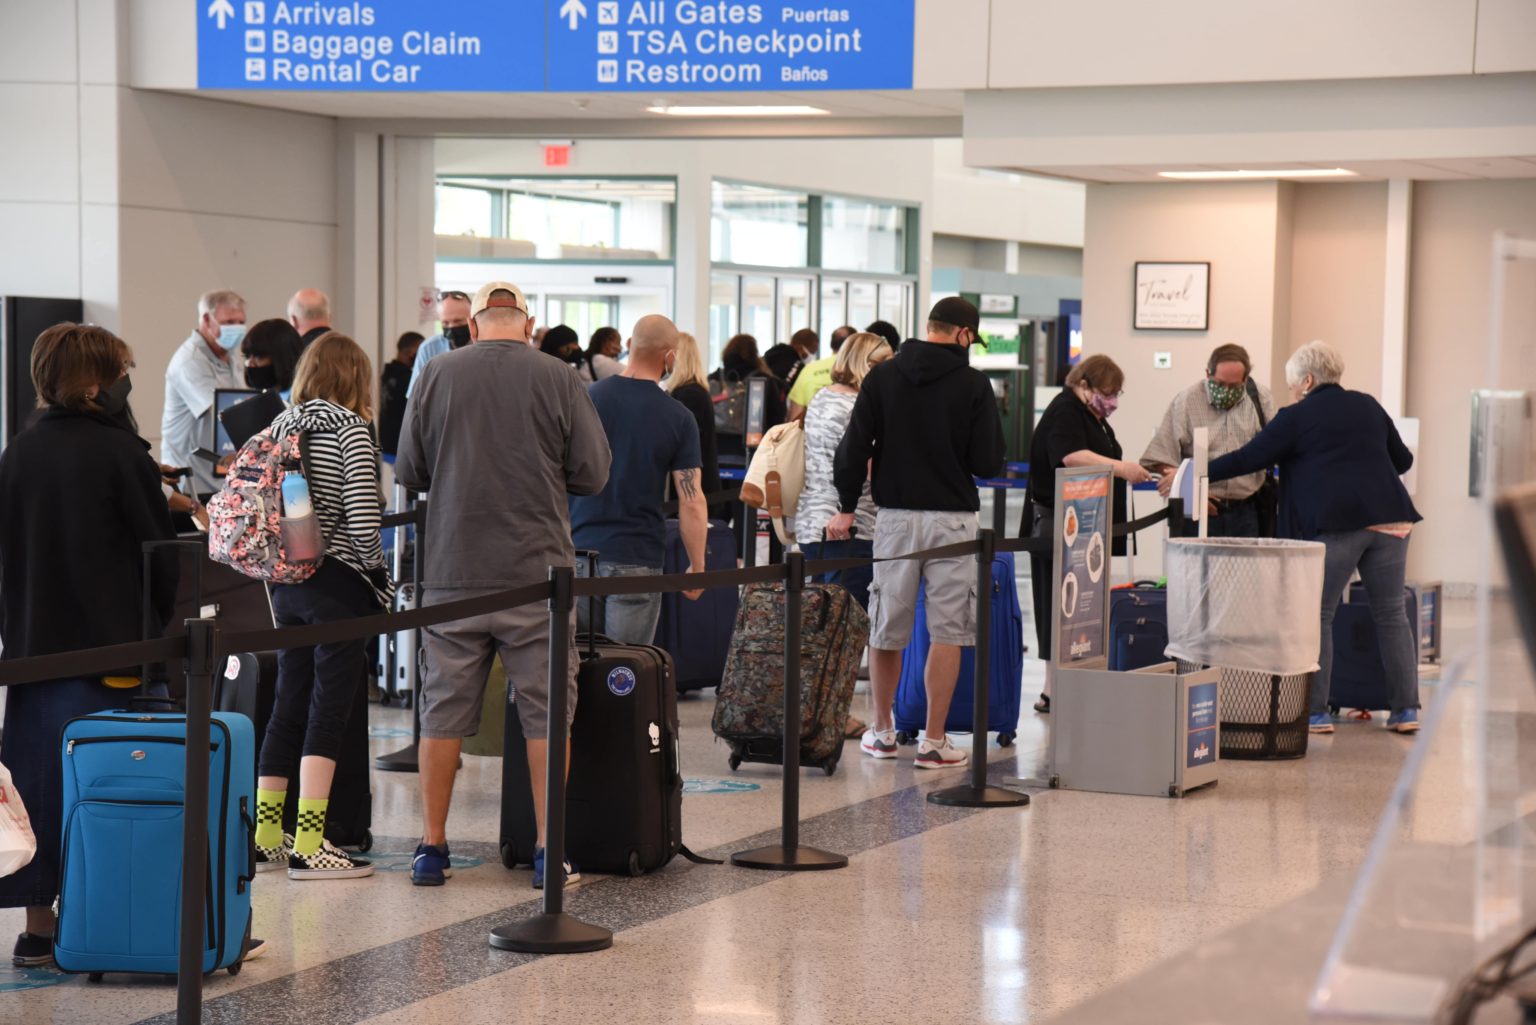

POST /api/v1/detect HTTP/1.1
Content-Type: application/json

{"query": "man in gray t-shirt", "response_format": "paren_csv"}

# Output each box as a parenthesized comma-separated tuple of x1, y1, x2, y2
(395, 280, 611, 889)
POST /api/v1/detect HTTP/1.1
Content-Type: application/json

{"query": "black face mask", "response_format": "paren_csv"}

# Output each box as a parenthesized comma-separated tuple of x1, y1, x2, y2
(99, 374, 133, 417)
(245, 364, 279, 391)
(446, 324, 471, 349)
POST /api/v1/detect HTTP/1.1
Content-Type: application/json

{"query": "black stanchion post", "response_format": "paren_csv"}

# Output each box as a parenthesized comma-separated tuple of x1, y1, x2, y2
(377, 499, 429, 773)
(732, 551, 848, 871)
(991, 484, 1008, 538)
(177, 617, 216, 1025)
(741, 504, 758, 568)
(929, 528, 1030, 809)
(489, 565, 612, 954)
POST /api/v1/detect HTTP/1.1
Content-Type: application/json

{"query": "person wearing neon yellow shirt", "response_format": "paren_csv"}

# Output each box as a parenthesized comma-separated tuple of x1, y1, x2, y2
(787, 324, 855, 419)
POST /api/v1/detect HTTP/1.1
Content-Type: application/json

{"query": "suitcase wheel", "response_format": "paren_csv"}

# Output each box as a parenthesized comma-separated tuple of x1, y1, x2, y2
(357, 830, 373, 853)
(88, 974, 104, 983)
(821, 761, 836, 777)
(628, 851, 644, 878)
(895, 732, 917, 746)
(728, 754, 742, 771)
(227, 959, 243, 977)
(997, 732, 1016, 748)
(501, 842, 518, 869)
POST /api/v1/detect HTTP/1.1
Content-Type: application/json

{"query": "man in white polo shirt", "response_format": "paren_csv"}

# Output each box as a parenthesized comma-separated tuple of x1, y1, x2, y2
(161, 289, 246, 499)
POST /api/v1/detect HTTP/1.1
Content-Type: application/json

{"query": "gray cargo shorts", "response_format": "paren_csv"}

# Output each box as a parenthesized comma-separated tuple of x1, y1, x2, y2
(419, 587, 578, 741)
(868, 508, 978, 651)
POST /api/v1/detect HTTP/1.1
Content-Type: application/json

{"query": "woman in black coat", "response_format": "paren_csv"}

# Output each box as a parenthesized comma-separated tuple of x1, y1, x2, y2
(1023, 354, 1152, 714)
(0, 324, 176, 966)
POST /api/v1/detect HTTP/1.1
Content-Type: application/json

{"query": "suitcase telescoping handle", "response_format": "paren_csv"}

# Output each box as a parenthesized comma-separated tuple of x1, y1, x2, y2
(575, 549, 601, 658)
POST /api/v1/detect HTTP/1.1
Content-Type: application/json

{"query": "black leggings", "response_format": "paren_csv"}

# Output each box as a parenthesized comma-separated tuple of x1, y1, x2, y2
(258, 560, 376, 776)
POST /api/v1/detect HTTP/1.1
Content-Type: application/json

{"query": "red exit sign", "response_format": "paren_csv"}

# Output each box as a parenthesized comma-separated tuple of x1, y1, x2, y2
(544, 144, 571, 167)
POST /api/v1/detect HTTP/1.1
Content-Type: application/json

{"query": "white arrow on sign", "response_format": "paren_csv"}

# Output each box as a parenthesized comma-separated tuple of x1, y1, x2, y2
(560, 0, 588, 30)
(207, 0, 235, 29)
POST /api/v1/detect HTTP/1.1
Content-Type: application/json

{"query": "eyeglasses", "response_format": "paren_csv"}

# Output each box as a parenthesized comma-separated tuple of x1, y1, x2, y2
(439, 290, 470, 302)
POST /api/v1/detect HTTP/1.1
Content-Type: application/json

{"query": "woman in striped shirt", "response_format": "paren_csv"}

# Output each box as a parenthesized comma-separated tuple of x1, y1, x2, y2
(253, 332, 394, 881)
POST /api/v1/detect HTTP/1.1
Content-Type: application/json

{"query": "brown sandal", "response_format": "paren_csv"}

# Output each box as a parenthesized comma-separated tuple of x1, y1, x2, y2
(844, 718, 868, 739)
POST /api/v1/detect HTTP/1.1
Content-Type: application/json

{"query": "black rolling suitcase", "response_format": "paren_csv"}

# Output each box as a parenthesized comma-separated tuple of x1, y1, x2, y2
(500, 555, 715, 876)
(501, 634, 688, 876)
(653, 518, 738, 692)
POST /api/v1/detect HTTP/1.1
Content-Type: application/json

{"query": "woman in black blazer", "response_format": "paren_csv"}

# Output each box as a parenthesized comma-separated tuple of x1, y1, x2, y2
(1208, 341, 1421, 736)
(0, 324, 176, 966)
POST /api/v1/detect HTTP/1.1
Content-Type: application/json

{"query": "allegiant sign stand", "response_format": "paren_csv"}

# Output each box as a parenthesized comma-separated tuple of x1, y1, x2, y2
(195, 0, 915, 91)
(1046, 465, 1221, 800)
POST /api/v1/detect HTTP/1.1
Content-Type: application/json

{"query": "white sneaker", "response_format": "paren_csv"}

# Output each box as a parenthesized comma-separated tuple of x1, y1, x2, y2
(914, 734, 969, 770)
(288, 839, 374, 880)
(860, 727, 899, 760)
(255, 834, 293, 873)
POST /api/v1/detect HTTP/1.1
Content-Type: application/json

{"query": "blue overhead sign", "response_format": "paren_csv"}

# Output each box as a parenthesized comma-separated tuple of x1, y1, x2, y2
(197, 0, 544, 91)
(546, 1, 914, 92)
(195, 1, 914, 92)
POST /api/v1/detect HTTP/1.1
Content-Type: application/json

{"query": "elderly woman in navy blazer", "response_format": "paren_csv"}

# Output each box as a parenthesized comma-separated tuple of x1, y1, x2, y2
(1207, 340, 1422, 736)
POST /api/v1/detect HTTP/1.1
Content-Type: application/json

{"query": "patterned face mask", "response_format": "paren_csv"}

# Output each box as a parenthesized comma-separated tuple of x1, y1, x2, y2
(1206, 378, 1245, 411)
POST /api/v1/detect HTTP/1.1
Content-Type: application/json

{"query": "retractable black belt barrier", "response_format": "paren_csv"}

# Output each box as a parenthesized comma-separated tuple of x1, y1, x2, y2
(0, 497, 1184, 1015)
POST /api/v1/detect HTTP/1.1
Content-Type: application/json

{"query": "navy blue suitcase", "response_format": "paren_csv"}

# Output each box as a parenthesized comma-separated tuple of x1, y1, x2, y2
(1108, 586, 1170, 671)
(1328, 584, 1416, 713)
(894, 552, 1025, 746)
(653, 518, 739, 692)
(55, 709, 256, 977)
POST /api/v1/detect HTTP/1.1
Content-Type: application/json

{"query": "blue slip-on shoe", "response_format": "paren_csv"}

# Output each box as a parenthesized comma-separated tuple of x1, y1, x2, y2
(1308, 713, 1335, 734)
(1388, 709, 1420, 734)
(532, 847, 580, 890)
(411, 842, 453, 886)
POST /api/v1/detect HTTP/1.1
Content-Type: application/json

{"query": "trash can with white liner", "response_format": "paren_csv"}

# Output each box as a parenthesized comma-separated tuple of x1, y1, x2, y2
(1165, 537, 1326, 760)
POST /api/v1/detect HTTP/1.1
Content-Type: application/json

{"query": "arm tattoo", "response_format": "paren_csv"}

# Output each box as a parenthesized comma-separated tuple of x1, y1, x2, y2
(677, 468, 699, 501)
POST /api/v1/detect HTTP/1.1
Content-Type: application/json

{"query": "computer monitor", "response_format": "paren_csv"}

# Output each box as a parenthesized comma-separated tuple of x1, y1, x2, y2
(218, 389, 286, 451)
(212, 388, 257, 456)
(1496, 480, 1536, 670)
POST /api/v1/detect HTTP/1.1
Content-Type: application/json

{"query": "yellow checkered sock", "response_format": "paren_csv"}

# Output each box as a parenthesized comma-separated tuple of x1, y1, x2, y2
(293, 798, 328, 858)
(255, 789, 285, 849)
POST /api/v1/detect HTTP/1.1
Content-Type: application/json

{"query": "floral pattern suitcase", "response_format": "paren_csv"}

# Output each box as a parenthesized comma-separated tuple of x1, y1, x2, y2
(712, 581, 870, 776)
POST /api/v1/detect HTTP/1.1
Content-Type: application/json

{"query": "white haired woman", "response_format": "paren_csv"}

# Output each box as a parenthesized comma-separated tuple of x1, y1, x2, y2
(1207, 341, 1422, 734)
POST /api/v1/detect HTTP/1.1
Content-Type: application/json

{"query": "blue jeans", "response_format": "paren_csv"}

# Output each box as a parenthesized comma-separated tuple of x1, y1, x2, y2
(576, 561, 663, 646)
(1313, 529, 1419, 716)
(800, 539, 875, 612)
(0, 676, 119, 908)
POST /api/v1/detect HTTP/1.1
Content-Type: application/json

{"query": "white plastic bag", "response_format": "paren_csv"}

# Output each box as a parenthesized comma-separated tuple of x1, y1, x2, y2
(0, 761, 37, 878)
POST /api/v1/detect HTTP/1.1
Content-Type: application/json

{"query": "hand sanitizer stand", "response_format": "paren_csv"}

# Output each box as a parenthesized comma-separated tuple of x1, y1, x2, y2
(1047, 466, 1220, 799)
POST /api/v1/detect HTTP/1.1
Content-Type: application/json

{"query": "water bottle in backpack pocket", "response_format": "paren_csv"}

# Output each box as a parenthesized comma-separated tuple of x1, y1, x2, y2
(279, 471, 324, 564)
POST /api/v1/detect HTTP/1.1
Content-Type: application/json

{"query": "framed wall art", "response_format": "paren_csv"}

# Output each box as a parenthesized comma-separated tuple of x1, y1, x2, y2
(1133, 261, 1210, 331)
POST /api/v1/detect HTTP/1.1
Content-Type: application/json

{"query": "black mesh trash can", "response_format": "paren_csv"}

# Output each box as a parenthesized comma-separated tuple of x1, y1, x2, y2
(1218, 668, 1311, 760)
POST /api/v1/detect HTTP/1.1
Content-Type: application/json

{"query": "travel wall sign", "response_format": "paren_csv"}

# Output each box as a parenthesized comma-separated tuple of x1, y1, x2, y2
(196, 1, 915, 92)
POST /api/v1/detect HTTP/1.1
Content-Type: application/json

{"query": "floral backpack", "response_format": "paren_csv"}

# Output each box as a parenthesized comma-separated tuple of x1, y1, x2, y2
(206, 426, 322, 584)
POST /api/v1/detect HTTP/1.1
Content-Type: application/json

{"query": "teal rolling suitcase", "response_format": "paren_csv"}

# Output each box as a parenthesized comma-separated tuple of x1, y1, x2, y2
(55, 709, 256, 978)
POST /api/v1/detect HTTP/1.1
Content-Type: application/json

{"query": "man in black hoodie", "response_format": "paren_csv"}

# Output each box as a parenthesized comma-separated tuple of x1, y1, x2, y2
(831, 297, 1005, 769)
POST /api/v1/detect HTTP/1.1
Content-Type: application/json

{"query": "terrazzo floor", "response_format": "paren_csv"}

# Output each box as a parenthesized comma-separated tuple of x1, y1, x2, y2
(0, 581, 1474, 1025)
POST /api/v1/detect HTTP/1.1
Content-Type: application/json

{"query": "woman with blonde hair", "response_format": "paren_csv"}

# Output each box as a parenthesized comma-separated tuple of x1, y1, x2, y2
(251, 331, 394, 880)
(801, 331, 893, 608)
(666, 331, 724, 519)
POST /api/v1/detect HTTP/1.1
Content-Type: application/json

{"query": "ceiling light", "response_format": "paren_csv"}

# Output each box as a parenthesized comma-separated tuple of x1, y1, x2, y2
(645, 104, 830, 117)
(1157, 168, 1359, 180)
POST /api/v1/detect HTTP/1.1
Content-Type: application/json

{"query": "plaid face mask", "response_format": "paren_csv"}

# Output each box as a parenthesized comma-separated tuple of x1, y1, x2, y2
(1206, 378, 1244, 411)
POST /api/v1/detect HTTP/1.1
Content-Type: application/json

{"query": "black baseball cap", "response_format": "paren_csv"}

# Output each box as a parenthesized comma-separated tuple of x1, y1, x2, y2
(928, 296, 980, 335)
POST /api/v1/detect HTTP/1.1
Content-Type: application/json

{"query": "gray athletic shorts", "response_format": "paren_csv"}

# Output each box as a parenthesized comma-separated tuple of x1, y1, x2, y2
(419, 587, 578, 741)
(868, 509, 979, 651)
